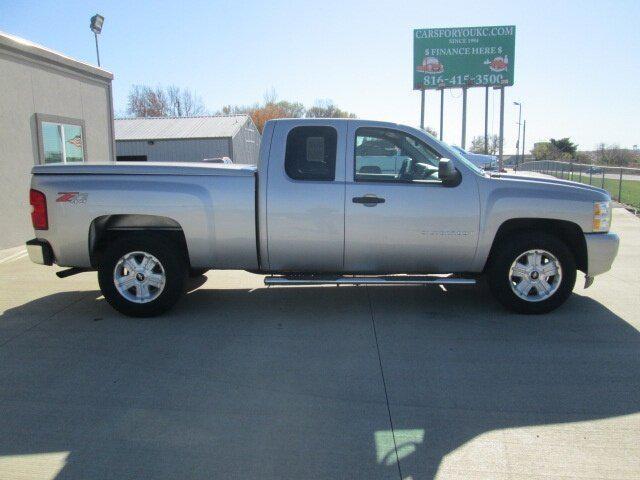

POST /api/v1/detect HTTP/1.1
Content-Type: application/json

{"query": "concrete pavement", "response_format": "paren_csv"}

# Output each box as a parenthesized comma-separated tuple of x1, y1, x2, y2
(0, 208, 638, 479)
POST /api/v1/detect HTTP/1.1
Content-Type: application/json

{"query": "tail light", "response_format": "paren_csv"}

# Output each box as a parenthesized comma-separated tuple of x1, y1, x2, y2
(30, 189, 48, 230)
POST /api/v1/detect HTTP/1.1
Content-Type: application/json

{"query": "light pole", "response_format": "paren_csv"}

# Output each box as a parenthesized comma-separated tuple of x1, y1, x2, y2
(522, 120, 526, 166)
(513, 101, 522, 168)
(90, 14, 104, 67)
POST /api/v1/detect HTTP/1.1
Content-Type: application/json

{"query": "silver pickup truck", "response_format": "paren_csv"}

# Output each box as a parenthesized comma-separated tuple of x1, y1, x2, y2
(26, 119, 619, 317)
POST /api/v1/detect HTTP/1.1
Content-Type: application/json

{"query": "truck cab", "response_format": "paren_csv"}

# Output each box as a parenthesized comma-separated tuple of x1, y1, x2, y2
(259, 119, 480, 274)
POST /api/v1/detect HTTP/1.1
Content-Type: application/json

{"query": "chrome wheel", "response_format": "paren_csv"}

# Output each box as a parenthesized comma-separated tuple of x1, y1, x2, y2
(509, 249, 562, 302)
(113, 251, 166, 304)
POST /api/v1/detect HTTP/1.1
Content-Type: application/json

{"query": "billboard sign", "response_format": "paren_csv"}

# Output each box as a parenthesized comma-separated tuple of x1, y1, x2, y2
(413, 25, 515, 90)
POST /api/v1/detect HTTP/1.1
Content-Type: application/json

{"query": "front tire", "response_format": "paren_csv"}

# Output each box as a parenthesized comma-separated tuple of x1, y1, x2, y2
(488, 233, 576, 314)
(98, 233, 187, 317)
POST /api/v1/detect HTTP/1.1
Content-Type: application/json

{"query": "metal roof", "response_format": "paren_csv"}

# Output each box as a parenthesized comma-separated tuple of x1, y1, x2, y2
(114, 115, 251, 141)
(0, 30, 113, 81)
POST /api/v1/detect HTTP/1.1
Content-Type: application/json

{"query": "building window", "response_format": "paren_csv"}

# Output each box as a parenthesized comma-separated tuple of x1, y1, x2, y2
(36, 114, 86, 164)
(285, 126, 337, 181)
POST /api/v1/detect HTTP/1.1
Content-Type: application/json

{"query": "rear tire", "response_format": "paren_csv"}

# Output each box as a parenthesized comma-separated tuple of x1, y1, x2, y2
(98, 233, 187, 317)
(488, 233, 576, 314)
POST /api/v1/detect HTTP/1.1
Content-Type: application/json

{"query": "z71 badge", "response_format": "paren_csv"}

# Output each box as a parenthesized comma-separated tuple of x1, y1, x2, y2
(56, 192, 88, 204)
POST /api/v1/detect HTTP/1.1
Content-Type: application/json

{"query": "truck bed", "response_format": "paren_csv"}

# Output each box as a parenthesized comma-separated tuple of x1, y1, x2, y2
(30, 161, 258, 269)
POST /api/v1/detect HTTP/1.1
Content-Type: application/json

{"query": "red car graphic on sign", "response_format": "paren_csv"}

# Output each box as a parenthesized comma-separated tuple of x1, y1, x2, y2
(485, 55, 509, 72)
(417, 56, 444, 73)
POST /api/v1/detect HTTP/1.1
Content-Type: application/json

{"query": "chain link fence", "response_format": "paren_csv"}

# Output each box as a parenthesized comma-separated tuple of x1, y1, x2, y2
(516, 160, 640, 210)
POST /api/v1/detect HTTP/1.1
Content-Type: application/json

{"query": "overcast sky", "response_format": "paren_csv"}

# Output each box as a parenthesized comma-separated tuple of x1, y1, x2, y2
(2, 0, 639, 152)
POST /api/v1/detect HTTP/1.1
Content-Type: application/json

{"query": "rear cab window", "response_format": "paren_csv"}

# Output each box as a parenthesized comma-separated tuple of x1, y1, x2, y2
(285, 126, 337, 181)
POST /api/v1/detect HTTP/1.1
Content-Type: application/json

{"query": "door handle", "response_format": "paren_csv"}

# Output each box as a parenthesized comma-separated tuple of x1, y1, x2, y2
(352, 195, 385, 205)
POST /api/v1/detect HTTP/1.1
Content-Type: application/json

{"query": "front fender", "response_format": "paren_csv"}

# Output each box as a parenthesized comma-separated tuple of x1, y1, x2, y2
(471, 176, 602, 272)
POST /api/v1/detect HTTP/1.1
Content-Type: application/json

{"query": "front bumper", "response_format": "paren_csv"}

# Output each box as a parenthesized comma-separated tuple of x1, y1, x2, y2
(26, 239, 54, 266)
(584, 232, 619, 277)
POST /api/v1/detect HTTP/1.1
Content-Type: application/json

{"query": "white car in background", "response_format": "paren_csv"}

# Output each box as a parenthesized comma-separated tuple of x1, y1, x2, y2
(450, 145, 497, 171)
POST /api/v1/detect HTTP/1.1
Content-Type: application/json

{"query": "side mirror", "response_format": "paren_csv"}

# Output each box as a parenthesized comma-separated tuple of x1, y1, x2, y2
(438, 158, 461, 186)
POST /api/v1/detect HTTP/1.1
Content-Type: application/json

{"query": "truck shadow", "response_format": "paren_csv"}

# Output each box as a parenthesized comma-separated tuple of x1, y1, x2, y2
(355, 284, 640, 478)
(0, 284, 638, 479)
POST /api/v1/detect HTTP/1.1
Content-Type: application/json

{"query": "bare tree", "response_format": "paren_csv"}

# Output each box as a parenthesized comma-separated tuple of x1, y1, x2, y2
(167, 85, 182, 117)
(597, 144, 639, 167)
(127, 84, 205, 117)
(127, 85, 168, 117)
(127, 85, 147, 117)
(181, 88, 206, 116)
(263, 87, 278, 105)
(166, 85, 206, 116)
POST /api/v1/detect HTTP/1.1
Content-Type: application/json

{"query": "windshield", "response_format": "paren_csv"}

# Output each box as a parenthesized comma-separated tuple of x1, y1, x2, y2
(442, 142, 486, 175)
(418, 129, 485, 175)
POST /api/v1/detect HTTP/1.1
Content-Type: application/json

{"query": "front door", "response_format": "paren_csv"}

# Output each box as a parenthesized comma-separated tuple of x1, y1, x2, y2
(344, 124, 480, 273)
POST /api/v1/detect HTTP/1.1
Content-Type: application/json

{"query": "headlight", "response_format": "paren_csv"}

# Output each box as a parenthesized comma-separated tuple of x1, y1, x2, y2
(593, 201, 611, 232)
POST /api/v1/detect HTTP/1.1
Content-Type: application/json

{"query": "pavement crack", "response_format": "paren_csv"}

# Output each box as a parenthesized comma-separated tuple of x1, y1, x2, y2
(366, 286, 403, 480)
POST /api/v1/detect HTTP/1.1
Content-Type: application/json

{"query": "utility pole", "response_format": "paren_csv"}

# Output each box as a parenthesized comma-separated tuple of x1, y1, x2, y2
(513, 101, 522, 168)
(522, 120, 526, 164)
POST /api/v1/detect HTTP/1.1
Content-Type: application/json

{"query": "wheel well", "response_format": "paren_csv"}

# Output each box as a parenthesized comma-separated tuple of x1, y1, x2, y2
(485, 218, 587, 273)
(89, 215, 189, 268)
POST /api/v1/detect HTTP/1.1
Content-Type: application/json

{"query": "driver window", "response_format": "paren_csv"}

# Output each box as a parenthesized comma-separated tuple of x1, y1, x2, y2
(354, 127, 442, 183)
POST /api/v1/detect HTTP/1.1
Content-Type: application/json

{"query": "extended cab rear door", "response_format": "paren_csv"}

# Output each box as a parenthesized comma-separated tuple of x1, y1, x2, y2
(265, 120, 347, 272)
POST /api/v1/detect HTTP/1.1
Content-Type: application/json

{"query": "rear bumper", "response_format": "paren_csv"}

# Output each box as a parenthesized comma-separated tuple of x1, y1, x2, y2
(584, 232, 619, 276)
(26, 239, 54, 266)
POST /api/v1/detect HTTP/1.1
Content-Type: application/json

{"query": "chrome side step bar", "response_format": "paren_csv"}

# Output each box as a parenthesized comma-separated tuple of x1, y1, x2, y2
(264, 275, 476, 286)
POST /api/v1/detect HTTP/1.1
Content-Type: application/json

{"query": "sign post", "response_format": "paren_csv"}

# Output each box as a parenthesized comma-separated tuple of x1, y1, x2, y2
(498, 86, 505, 171)
(420, 89, 425, 130)
(484, 87, 489, 154)
(461, 86, 468, 149)
(439, 88, 444, 140)
(414, 26, 515, 150)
